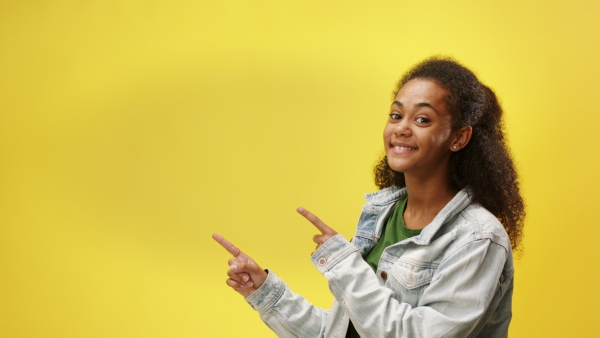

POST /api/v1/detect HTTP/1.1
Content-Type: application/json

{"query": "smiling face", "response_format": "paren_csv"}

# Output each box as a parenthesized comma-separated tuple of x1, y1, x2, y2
(383, 78, 457, 179)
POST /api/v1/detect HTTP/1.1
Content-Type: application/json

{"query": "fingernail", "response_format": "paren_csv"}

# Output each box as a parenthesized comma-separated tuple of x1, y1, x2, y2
(246, 282, 253, 287)
(230, 265, 238, 272)
(297, 207, 304, 212)
(242, 275, 249, 282)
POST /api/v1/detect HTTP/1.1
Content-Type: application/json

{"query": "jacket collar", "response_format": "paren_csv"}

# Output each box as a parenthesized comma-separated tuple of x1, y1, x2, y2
(365, 186, 473, 246)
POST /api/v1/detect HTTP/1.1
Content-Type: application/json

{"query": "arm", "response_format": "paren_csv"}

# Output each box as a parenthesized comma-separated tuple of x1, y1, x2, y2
(212, 232, 331, 337)
(312, 234, 508, 337)
(245, 269, 331, 337)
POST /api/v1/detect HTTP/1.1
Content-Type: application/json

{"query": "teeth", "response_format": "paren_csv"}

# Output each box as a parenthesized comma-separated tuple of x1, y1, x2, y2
(394, 146, 416, 151)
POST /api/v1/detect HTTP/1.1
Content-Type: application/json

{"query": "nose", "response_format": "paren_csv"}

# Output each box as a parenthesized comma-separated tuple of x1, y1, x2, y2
(393, 119, 412, 137)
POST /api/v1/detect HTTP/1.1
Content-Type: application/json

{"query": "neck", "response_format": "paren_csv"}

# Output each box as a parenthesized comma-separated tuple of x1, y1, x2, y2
(402, 173, 458, 229)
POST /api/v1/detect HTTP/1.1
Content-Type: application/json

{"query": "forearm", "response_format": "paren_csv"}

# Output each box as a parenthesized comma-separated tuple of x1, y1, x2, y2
(246, 270, 330, 338)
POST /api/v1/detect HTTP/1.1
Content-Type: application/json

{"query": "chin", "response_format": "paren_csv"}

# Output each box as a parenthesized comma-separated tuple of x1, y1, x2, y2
(387, 161, 408, 173)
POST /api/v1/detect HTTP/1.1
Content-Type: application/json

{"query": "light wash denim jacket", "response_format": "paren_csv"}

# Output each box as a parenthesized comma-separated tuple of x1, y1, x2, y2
(246, 187, 514, 337)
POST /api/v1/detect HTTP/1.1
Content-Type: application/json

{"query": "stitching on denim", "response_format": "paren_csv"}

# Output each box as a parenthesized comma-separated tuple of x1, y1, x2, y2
(270, 309, 305, 338)
(320, 245, 359, 273)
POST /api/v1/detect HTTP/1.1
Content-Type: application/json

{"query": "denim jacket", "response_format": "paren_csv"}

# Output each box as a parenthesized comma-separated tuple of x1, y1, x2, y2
(246, 187, 514, 337)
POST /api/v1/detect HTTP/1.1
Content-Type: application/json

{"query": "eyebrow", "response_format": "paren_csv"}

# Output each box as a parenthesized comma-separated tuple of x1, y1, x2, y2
(392, 101, 440, 115)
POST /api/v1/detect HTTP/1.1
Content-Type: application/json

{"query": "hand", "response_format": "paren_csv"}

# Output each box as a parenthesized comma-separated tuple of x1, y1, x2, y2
(212, 233, 268, 297)
(296, 207, 338, 256)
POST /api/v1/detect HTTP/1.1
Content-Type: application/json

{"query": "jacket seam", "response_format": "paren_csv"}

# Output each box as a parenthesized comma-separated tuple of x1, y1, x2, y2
(270, 309, 305, 338)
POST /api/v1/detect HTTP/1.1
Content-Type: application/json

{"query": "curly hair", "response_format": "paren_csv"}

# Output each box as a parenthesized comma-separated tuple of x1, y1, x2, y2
(374, 56, 525, 250)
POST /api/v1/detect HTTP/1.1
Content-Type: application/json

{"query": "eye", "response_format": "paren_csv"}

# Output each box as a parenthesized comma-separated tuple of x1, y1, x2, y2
(415, 117, 430, 124)
(389, 113, 402, 120)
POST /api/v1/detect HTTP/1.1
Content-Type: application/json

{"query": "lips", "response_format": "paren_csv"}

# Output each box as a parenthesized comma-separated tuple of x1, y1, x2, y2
(390, 142, 417, 154)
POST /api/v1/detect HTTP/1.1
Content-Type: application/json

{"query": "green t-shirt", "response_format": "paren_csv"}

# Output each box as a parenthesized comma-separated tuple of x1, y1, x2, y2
(346, 196, 421, 338)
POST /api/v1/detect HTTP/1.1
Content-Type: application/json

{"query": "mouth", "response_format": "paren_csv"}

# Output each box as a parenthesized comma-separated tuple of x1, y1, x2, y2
(389, 143, 417, 154)
(393, 146, 417, 151)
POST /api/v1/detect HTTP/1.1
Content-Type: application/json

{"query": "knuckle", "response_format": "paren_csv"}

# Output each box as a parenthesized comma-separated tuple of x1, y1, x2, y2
(227, 270, 241, 280)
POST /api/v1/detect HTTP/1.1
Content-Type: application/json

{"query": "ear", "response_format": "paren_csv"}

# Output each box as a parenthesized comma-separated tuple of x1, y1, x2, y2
(450, 126, 472, 152)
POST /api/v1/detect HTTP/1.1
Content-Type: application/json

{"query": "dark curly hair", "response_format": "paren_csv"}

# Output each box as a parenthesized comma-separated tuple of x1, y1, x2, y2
(374, 56, 525, 250)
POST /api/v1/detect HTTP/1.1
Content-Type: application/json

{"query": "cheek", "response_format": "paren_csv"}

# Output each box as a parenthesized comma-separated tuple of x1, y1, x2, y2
(430, 128, 452, 147)
(383, 124, 393, 141)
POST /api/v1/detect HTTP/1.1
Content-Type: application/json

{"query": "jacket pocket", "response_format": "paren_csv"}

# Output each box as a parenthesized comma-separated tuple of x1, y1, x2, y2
(390, 260, 438, 289)
(384, 260, 438, 307)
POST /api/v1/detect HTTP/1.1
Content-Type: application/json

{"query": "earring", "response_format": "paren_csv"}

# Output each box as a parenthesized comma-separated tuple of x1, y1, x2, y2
(452, 145, 457, 149)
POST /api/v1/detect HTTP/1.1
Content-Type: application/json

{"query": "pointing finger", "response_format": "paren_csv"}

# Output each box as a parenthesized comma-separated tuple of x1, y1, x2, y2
(297, 207, 335, 235)
(212, 233, 242, 257)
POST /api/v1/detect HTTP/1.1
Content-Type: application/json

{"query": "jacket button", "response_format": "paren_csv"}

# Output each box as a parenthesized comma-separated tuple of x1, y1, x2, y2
(318, 257, 327, 266)
(381, 271, 388, 280)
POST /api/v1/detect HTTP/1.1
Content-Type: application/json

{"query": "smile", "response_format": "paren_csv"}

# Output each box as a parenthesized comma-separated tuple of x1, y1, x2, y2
(390, 145, 418, 155)
(393, 146, 417, 151)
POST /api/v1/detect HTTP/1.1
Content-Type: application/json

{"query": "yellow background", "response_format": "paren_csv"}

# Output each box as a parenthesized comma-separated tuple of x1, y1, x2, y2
(1, 1, 598, 337)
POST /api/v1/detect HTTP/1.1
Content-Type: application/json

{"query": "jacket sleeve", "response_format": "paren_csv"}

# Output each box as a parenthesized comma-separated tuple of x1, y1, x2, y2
(312, 234, 508, 338)
(245, 269, 330, 337)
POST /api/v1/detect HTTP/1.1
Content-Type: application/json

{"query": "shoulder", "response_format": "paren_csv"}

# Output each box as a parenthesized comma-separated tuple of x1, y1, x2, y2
(456, 203, 511, 252)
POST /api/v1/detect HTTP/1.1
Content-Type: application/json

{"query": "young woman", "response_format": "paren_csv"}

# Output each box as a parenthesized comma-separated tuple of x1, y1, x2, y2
(213, 57, 525, 337)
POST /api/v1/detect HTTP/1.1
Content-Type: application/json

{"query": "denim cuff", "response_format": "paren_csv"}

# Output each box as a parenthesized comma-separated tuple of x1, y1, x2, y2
(244, 269, 286, 312)
(310, 234, 359, 274)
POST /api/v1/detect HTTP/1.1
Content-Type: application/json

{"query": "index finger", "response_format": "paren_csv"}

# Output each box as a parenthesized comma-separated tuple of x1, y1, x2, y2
(296, 207, 335, 234)
(212, 233, 242, 257)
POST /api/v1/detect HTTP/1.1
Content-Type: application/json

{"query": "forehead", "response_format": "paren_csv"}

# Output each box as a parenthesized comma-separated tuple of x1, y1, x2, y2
(394, 78, 449, 105)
